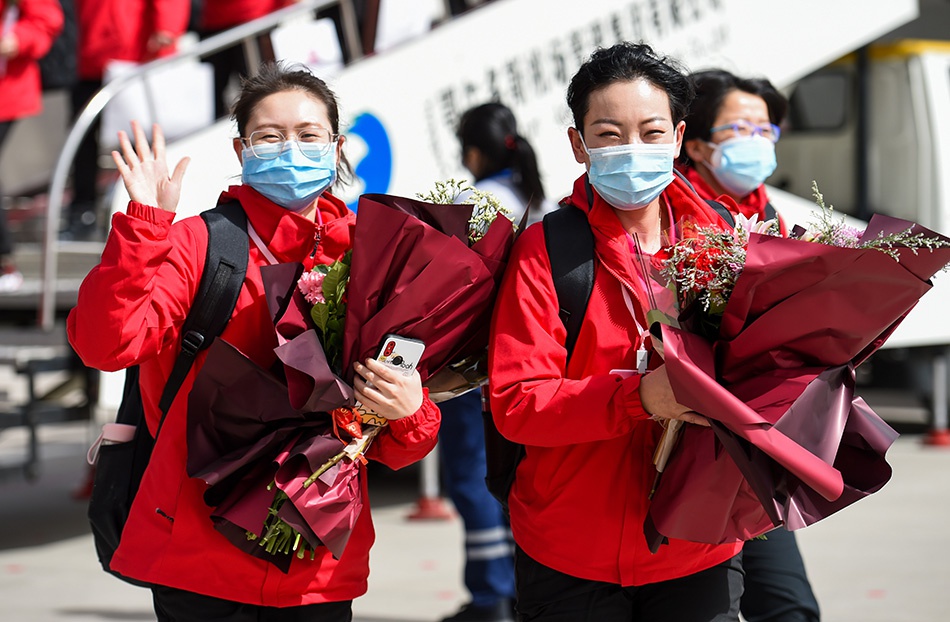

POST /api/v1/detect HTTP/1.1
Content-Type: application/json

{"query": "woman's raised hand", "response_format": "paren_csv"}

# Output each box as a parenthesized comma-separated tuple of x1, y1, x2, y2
(111, 121, 190, 213)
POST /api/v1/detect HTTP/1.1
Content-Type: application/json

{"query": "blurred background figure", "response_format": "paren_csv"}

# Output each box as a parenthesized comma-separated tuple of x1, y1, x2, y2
(679, 68, 789, 234)
(197, 0, 291, 119)
(679, 68, 820, 622)
(0, 0, 63, 290)
(436, 100, 554, 622)
(456, 101, 555, 227)
(63, 0, 189, 241)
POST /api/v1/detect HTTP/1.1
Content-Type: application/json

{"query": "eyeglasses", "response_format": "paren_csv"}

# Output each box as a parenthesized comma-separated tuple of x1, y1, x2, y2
(709, 120, 781, 143)
(242, 128, 338, 160)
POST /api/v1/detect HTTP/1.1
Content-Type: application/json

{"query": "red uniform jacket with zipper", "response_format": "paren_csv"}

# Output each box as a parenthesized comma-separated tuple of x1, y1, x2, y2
(0, 0, 63, 122)
(488, 173, 745, 586)
(67, 186, 441, 605)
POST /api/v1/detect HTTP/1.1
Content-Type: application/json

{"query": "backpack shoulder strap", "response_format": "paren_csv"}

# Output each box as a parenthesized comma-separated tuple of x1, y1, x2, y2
(764, 201, 778, 222)
(672, 166, 736, 229)
(542, 203, 595, 359)
(705, 199, 736, 229)
(156, 201, 249, 423)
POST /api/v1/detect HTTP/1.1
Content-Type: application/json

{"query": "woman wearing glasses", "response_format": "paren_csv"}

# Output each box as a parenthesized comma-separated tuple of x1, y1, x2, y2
(679, 69, 790, 235)
(679, 69, 821, 622)
(68, 63, 440, 621)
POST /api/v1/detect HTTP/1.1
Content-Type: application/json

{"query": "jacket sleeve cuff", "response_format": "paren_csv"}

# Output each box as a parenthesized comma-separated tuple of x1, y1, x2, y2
(622, 375, 650, 420)
(384, 389, 440, 438)
(126, 201, 174, 224)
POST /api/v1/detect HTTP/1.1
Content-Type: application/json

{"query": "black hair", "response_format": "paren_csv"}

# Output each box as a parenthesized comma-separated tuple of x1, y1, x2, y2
(457, 102, 546, 214)
(680, 69, 789, 165)
(232, 62, 353, 183)
(566, 41, 694, 135)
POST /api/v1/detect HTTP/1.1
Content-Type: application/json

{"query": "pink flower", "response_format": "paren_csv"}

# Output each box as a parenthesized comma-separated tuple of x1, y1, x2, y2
(298, 270, 326, 305)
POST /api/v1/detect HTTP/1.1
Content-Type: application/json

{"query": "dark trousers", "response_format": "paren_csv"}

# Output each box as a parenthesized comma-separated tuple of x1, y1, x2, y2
(439, 390, 516, 608)
(152, 585, 353, 621)
(69, 78, 103, 209)
(514, 547, 743, 622)
(741, 530, 820, 622)
(0, 120, 14, 257)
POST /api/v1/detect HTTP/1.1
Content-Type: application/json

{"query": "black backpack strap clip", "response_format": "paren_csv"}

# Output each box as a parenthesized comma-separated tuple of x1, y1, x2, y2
(156, 201, 249, 423)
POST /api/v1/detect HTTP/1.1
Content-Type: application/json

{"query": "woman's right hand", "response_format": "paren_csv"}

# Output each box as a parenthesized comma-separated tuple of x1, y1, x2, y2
(111, 121, 190, 213)
(638, 364, 710, 427)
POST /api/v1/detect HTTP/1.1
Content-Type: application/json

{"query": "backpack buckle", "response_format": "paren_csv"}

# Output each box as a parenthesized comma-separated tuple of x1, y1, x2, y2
(181, 330, 205, 356)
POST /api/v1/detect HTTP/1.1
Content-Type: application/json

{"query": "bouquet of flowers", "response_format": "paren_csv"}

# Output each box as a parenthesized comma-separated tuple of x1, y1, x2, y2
(640, 183, 950, 550)
(185, 181, 516, 569)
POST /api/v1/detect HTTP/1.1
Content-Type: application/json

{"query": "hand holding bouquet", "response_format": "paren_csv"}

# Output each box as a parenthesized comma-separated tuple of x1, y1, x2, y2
(641, 183, 950, 550)
(186, 181, 515, 569)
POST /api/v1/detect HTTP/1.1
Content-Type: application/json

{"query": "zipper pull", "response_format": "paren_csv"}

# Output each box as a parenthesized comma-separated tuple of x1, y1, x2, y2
(311, 226, 323, 258)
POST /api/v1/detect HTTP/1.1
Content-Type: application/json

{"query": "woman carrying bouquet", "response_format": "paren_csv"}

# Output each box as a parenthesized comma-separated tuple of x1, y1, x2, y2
(67, 63, 440, 620)
(677, 68, 820, 622)
(488, 42, 744, 620)
(678, 69, 789, 235)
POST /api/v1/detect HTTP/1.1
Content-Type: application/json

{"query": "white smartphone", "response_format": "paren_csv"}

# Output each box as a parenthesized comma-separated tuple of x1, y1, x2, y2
(357, 335, 426, 424)
(372, 334, 426, 381)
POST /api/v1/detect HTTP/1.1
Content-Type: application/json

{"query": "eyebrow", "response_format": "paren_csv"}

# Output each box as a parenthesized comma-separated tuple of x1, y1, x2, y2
(589, 116, 669, 127)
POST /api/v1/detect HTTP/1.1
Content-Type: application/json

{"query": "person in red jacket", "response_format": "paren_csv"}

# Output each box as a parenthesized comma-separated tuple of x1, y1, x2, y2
(67, 63, 440, 620)
(678, 69, 790, 236)
(0, 0, 63, 290)
(488, 42, 744, 621)
(679, 68, 820, 622)
(64, 0, 189, 240)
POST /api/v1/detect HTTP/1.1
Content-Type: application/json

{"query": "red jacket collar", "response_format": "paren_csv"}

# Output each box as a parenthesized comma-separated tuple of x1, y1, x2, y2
(561, 173, 732, 314)
(218, 185, 355, 265)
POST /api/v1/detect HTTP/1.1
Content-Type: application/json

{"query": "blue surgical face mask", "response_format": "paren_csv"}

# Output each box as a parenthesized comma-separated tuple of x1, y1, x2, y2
(705, 135, 777, 196)
(241, 141, 337, 211)
(583, 137, 676, 211)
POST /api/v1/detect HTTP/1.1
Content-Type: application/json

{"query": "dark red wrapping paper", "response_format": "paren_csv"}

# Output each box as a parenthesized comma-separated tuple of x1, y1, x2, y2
(646, 214, 950, 548)
(186, 193, 515, 568)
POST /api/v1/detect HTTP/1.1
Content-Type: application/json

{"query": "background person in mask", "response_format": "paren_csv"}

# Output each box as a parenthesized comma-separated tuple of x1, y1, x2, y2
(488, 42, 743, 621)
(679, 68, 821, 622)
(678, 68, 789, 235)
(67, 62, 440, 621)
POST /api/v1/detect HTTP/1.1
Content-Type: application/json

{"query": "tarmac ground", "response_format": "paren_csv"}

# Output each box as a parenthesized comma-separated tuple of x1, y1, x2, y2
(0, 420, 948, 622)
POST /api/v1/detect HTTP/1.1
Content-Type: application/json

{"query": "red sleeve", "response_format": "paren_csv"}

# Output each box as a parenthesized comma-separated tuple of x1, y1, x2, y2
(487, 224, 648, 447)
(151, 0, 190, 36)
(67, 201, 205, 371)
(364, 390, 440, 470)
(11, 0, 64, 60)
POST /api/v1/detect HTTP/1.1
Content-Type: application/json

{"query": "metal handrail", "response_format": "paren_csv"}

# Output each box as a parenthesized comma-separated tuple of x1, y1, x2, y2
(39, 0, 353, 330)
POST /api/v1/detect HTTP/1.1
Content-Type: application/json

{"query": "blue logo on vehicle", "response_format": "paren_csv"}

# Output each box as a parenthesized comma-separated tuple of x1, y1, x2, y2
(346, 112, 392, 212)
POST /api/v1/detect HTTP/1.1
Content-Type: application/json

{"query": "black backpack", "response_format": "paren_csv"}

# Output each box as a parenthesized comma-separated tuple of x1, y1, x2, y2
(87, 202, 248, 586)
(483, 177, 746, 513)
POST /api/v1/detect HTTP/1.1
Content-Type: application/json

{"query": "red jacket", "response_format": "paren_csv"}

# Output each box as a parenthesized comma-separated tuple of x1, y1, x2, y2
(488, 174, 744, 586)
(74, 0, 189, 80)
(679, 164, 789, 236)
(201, 0, 288, 32)
(67, 186, 441, 605)
(0, 0, 63, 122)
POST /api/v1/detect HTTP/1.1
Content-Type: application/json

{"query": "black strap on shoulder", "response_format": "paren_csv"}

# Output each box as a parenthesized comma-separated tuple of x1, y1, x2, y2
(156, 201, 248, 427)
(764, 201, 778, 222)
(543, 203, 595, 359)
(672, 167, 735, 230)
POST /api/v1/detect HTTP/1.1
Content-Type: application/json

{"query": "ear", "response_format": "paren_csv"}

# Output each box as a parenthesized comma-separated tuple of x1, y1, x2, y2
(233, 137, 244, 163)
(335, 134, 345, 164)
(673, 120, 686, 159)
(567, 127, 588, 166)
(684, 137, 711, 164)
